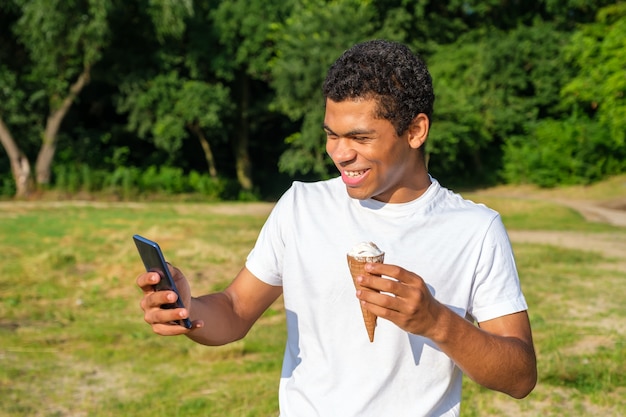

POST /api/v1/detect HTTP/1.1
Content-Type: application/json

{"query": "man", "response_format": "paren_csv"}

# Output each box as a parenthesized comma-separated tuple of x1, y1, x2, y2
(137, 39, 537, 416)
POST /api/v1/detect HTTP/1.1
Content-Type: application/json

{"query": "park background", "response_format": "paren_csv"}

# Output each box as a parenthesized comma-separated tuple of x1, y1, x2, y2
(1, 0, 625, 200)
(1, 1, 626, 416)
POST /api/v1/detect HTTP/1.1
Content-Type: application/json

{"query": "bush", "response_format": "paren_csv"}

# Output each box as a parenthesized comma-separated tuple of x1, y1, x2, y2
(42, 164, 250, 201)
(188, 170, 225, 200)
(41, 164, 254, 201)
(53, 164, 107, 193)
(105, 166, 141, 199)
(502, 116, 626, 187)
(0, 175, 16, 197)
(139, 166, 186, 194)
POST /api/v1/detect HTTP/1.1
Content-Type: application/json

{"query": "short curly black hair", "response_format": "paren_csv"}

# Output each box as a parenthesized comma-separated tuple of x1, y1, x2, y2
(323, 39, 435, 136)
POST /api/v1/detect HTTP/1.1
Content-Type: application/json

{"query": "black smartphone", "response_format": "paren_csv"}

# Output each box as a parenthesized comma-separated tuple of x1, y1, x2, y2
(132, 234, 193, 329)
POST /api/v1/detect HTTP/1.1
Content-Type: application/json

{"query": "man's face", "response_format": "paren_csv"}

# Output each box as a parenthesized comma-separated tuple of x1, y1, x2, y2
(324, 98, 424, 203)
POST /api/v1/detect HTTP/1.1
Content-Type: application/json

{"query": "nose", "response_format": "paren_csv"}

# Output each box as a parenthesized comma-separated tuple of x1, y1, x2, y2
(326, 137, 356, 164)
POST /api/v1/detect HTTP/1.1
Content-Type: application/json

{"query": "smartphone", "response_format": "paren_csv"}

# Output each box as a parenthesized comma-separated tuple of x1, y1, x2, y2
(132, 234, 193, 329)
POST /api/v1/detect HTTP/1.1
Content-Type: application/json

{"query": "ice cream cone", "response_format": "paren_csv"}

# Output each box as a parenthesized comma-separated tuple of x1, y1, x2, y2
(346, 252, 384, 342)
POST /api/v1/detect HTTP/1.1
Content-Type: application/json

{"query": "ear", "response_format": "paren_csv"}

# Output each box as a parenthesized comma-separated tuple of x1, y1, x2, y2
(407, 113, 430, 149)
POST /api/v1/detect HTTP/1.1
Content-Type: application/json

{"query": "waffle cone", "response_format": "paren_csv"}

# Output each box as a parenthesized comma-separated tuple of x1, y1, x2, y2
(346, 253, 385, 342)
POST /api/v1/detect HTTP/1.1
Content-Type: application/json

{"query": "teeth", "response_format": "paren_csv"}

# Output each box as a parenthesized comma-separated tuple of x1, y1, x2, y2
(344, 170, 366, 177)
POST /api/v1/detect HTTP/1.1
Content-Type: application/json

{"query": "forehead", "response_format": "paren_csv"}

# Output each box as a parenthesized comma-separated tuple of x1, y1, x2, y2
(323, 98, 385, 130)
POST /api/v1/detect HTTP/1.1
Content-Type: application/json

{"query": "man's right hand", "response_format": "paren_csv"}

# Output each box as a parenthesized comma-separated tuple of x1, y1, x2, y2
(136, 265, 203, 335)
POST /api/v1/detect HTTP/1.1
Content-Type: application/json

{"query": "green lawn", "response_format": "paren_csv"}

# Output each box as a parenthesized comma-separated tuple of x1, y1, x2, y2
(1, 186, 625, 416)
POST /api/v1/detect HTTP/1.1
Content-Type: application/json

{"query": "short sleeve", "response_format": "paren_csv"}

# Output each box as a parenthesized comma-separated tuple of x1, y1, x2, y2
(468, 215, 528, 322)
(245, 186, 295, 286)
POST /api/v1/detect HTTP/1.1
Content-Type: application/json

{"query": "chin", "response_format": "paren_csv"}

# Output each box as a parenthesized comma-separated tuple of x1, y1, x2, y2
(345, 186, 373, 201)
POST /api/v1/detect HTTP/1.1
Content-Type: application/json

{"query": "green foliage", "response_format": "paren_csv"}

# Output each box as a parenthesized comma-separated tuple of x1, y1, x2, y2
(14, 0, 111, 97)
(211, 0, 291, 81)
(428, 21, 574, 184)
(0, 174, 16, 197)
(188, 170, 226, 197)
(1, 0, 626, 198)
(119, 72, 231, 154)
(561, 3, 626, 148)
(146, 0, 194, 41)
(272, 0, 379, 177)
(54, 164, 107, 193)
(49, 163, 242, 200)
(501, 4, 626, 188)
(139, 166, 186, 193)
(0, 67, 27, 125)
(502, 116, 626, 187)
(106, 166, 141, 199)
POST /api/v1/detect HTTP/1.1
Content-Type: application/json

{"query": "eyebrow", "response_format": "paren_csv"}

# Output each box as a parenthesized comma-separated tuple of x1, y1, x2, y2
(322, 124, 376, 137)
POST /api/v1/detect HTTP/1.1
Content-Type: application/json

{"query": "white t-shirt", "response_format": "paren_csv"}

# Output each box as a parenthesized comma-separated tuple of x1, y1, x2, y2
(246, 177, 527, 417)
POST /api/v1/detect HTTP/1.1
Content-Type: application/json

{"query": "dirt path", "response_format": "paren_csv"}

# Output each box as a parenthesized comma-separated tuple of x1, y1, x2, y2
(554, 198, 626, 227)
(472, 184, 626, 262)
(508, 229, 626, 264)
(506, 198, 626, 261)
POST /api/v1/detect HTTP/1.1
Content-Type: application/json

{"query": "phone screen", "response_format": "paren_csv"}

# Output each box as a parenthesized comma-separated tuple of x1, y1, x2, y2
(133, 234, 192, 328)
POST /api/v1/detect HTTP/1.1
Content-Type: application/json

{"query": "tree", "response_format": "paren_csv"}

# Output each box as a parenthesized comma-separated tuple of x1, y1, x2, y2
(269, 0, 607, 180)
(210, 0, 294, 191)
(0, 0, 110, 197)
(502, 3, 626, 186)
(271, 0, 381, 178)
(115, 0, 289, 193)
(562, 3, 626, 148)
(427, 21, 575, 184)
(0, 66, 31, 197)
(118, 72, 231, 178)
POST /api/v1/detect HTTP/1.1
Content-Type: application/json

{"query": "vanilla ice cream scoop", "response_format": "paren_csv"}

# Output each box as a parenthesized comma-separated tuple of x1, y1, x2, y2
(347, 241, 384, 258)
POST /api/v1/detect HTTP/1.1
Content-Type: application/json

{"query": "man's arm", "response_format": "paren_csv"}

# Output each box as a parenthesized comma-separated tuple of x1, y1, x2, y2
(429, 308, 536, 398)
(356, 262, 537, 399)
(138, 266, 282, 346)
(187, 267, 283, 346)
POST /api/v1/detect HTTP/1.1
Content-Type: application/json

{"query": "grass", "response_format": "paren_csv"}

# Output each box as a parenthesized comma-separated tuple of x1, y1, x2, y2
(462, 195, 618, 232)
(1, 177, 625, 416)
(0, 202, 282, 417)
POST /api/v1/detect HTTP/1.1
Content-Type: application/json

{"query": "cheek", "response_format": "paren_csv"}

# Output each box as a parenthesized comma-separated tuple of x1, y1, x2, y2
(325, 139, 333, 157)
(376, 146, 408, 176)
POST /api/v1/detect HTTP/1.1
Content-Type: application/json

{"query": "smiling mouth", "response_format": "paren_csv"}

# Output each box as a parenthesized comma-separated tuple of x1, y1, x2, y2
(344, 169, 368, 178)
(341, 169, 370, 186)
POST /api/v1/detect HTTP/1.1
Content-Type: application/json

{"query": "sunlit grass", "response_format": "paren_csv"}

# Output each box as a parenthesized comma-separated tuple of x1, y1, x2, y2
(464, 195, 618, 232)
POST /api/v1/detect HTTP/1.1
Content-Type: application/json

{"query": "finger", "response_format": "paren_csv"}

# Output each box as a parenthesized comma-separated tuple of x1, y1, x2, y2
(357, 272, 403, 295)
(145, 305, 187, 326)
(364, 263, 414, 282)
(362, 300, 403, 321)
(151, 322, 191, 336)
(141, 289, 179, 311)
(136, 271, 160, 293)
(362, 275, 430, 310)
(149, 310, 205, 336)
(357, 287, 403, 312)
(152, 319, 204, 336)
(357, 275, 423, 313)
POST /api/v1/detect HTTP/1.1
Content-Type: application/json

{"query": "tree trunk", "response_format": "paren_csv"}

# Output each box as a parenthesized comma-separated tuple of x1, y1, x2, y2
(233, 72, 253, 191)
(188, 122, 218, 178)
(0, 117, 32, 198)
(35, 66, 90, 185)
